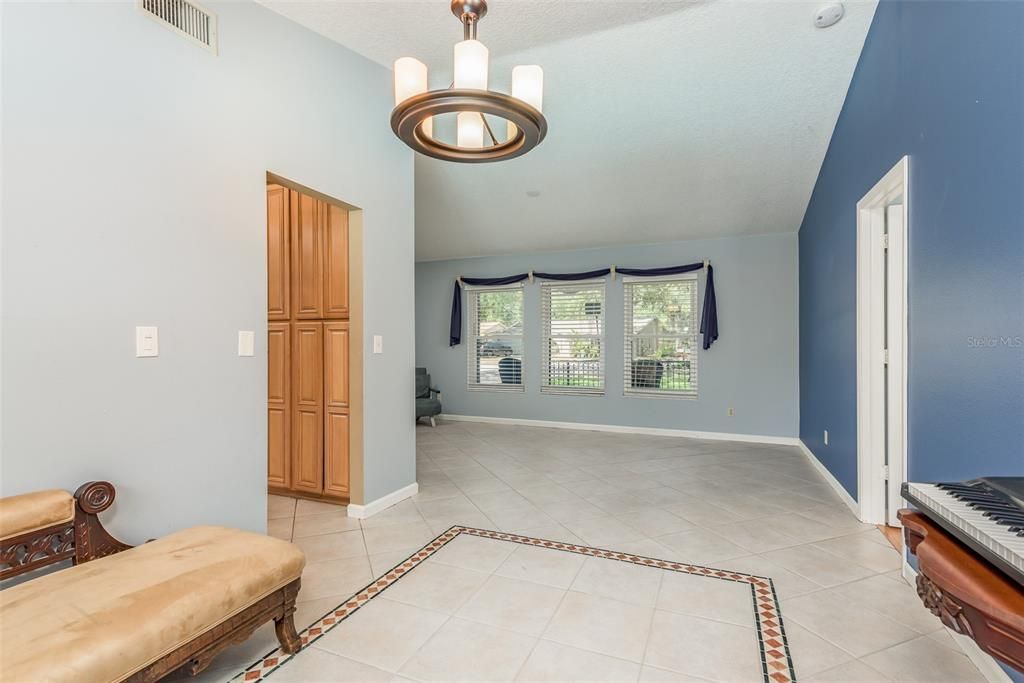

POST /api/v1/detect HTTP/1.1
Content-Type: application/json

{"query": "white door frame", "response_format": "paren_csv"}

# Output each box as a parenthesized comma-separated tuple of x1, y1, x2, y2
(856, 156, 909, 526)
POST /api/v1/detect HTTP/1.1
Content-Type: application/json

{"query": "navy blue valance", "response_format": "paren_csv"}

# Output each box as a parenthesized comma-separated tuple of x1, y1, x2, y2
(461, 274, 531, 286)
(449, 262, 719, 350)
(616, 263, 704, 277)
(533, 268, 612, 281)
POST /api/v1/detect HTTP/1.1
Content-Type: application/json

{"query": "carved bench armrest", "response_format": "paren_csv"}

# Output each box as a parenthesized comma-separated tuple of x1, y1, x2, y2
(0, 481, 131, 581)
(72, 481, 132, 563)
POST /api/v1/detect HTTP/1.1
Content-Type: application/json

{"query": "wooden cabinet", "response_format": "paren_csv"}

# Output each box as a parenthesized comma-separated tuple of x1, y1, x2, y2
(267, 186, 291, 321)
(324, 322, 350, 410)
(268, 186, 351, 503)
(324, 205, 349, 320)
(267, 323, 291, 489)
(291, 322, 324, 494)
(324, 413, 350, 498)
(323, 322, 350, 497)
(291, 191, 325, 319)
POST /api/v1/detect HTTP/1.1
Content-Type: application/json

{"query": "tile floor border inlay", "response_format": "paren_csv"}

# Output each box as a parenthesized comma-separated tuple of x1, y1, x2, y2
(231, 526, 796, 683)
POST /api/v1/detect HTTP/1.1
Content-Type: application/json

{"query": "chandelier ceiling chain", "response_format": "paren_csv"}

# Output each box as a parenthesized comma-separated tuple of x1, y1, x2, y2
(390, 0, 547, 163)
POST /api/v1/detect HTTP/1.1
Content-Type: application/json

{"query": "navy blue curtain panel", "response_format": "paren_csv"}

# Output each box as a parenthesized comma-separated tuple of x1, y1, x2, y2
(448, 264, 718, 350)
(699, 265, 718, 350)
(449, 280, 463, 346)
(449, 274, 530, 346)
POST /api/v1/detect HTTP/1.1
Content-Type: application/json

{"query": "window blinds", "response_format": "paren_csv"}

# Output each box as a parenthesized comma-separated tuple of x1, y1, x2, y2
(623, 275, 699, 397)
(466, 285, 524, 391)
(541, 281, 605, 394)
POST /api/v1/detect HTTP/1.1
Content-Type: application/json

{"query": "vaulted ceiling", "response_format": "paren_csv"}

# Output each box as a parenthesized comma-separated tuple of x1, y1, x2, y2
(262, 1, 878, 261)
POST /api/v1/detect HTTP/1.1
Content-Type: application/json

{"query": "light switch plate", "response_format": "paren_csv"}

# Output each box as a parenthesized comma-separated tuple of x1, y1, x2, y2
(136, 326, 159, 357)
(238, 331, 255, 357)
(373, 335, 383, 354)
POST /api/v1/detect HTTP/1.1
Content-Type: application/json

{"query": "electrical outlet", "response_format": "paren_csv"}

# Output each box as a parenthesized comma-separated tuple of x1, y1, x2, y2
(824, 430, 829, 445)
(727, 407, 735, 417)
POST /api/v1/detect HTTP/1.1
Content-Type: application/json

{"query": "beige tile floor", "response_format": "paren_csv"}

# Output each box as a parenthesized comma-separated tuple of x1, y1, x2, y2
(182, 421, 987, 683)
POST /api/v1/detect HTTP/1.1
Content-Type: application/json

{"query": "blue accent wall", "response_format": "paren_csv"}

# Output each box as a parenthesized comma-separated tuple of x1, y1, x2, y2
(417, 233, 799, 438)
(799, 3, 1023, 495)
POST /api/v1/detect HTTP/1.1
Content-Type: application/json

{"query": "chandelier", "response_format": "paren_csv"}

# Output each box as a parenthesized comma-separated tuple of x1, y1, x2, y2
(391, 0, 547, 163)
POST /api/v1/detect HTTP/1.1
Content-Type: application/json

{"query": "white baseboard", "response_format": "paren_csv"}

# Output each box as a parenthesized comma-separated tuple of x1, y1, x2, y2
(795, 439, 860, 516)
(347, 482, 418, 519)
(438, 413, 800, 446)
(899, 561, 1013, 683)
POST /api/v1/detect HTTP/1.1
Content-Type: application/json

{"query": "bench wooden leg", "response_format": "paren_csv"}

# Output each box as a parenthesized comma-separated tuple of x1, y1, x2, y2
(125, 578, 304, 682)
(274, 580, 302, 654)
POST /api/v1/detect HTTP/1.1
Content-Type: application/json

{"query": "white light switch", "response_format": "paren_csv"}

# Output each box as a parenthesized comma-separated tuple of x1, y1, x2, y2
(238, 330, 255, 357)
(136, 326, 159, 357)
(373, 335, 383, 354)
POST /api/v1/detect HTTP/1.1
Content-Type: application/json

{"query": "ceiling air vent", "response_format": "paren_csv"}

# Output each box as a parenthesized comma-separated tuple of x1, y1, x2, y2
(138, 0, 218, 54)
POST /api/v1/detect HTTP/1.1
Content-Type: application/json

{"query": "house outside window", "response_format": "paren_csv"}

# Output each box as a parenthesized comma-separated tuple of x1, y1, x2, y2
(466, 285, 524, 391)
(541, 281, 605, 394)
(623, 275, 699, 397)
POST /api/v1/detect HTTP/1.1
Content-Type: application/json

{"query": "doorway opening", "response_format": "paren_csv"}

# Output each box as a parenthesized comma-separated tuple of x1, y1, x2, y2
(265, 173, 364, 510)
(856, 156, 908, 527)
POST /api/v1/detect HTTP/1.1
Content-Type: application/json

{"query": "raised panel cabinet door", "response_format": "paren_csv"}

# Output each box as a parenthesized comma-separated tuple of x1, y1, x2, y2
(324, 204, 349, 319)
(291, 191, 324, 319)
(266, 185, 291, 320)
(324, 321, 350, 410)
(267, 323, 291, 489)
(324, 411, 350, 498)
(291, 322, 324, 494)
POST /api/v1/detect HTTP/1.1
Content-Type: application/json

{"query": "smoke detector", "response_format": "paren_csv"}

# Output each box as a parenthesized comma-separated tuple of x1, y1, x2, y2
(814, 3, 844, 29)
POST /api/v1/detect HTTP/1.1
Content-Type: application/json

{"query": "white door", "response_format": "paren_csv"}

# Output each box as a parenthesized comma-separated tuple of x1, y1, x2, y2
(856, 156, 908, 526)
(884, 204, 906, 527)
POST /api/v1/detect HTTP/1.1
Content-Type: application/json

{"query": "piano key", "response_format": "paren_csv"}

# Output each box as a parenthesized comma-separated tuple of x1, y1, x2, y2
(905, 482, 1024, 584)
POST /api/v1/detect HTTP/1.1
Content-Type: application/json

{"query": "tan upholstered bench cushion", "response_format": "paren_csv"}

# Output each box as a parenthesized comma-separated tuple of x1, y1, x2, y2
(0, 525, 305, 683)
(0, 489, 74, 541)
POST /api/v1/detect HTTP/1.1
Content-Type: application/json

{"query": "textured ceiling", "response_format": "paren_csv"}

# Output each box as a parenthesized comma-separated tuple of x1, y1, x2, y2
(261, 0, 878, 261)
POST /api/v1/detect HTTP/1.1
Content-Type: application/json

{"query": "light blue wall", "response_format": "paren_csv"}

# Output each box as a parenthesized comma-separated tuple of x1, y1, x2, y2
(416, 233, 799, 438)
(1, 0, 416, 540)
(798, 0, 1024, 501)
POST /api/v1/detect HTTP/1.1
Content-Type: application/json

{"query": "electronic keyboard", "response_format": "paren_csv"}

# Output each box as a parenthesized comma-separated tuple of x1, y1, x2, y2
(902, 477, 1024, 588)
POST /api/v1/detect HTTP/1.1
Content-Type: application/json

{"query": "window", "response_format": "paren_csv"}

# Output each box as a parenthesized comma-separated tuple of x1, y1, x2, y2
(541, 281, 605, 394)
(624, 275, 699, 397)
(466, 285, 524, 390)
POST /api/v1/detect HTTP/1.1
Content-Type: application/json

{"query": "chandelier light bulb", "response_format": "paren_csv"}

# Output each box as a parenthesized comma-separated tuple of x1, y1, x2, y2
(454, 39, 489, 90)
(394, 57, 427, 105)
(457, 111, 485, 148)
(511, 65, 544, 111)
(393, 57, 432, 138)
(508, 64, 543, 140)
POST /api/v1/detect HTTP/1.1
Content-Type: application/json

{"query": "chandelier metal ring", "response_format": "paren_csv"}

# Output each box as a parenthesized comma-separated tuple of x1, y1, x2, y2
(391, 0, 547, 163)
(391, 89, 547, 163)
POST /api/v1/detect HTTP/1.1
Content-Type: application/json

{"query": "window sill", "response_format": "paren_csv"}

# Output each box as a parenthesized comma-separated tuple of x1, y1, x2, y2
(540, 387, 605, 397)
(467, 384, 525, 393)
(623, 390, 698, 400)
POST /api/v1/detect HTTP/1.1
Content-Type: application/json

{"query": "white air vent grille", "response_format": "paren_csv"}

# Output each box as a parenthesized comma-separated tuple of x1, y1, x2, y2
(138, 0, 218, 54)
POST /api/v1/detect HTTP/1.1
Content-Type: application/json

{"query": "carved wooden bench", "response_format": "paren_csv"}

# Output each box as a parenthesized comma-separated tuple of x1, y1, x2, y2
(0, 482, 305, 682)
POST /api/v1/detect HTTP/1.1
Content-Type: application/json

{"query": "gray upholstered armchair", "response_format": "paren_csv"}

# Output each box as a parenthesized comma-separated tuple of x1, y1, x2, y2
(415, 367, 442, 427)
